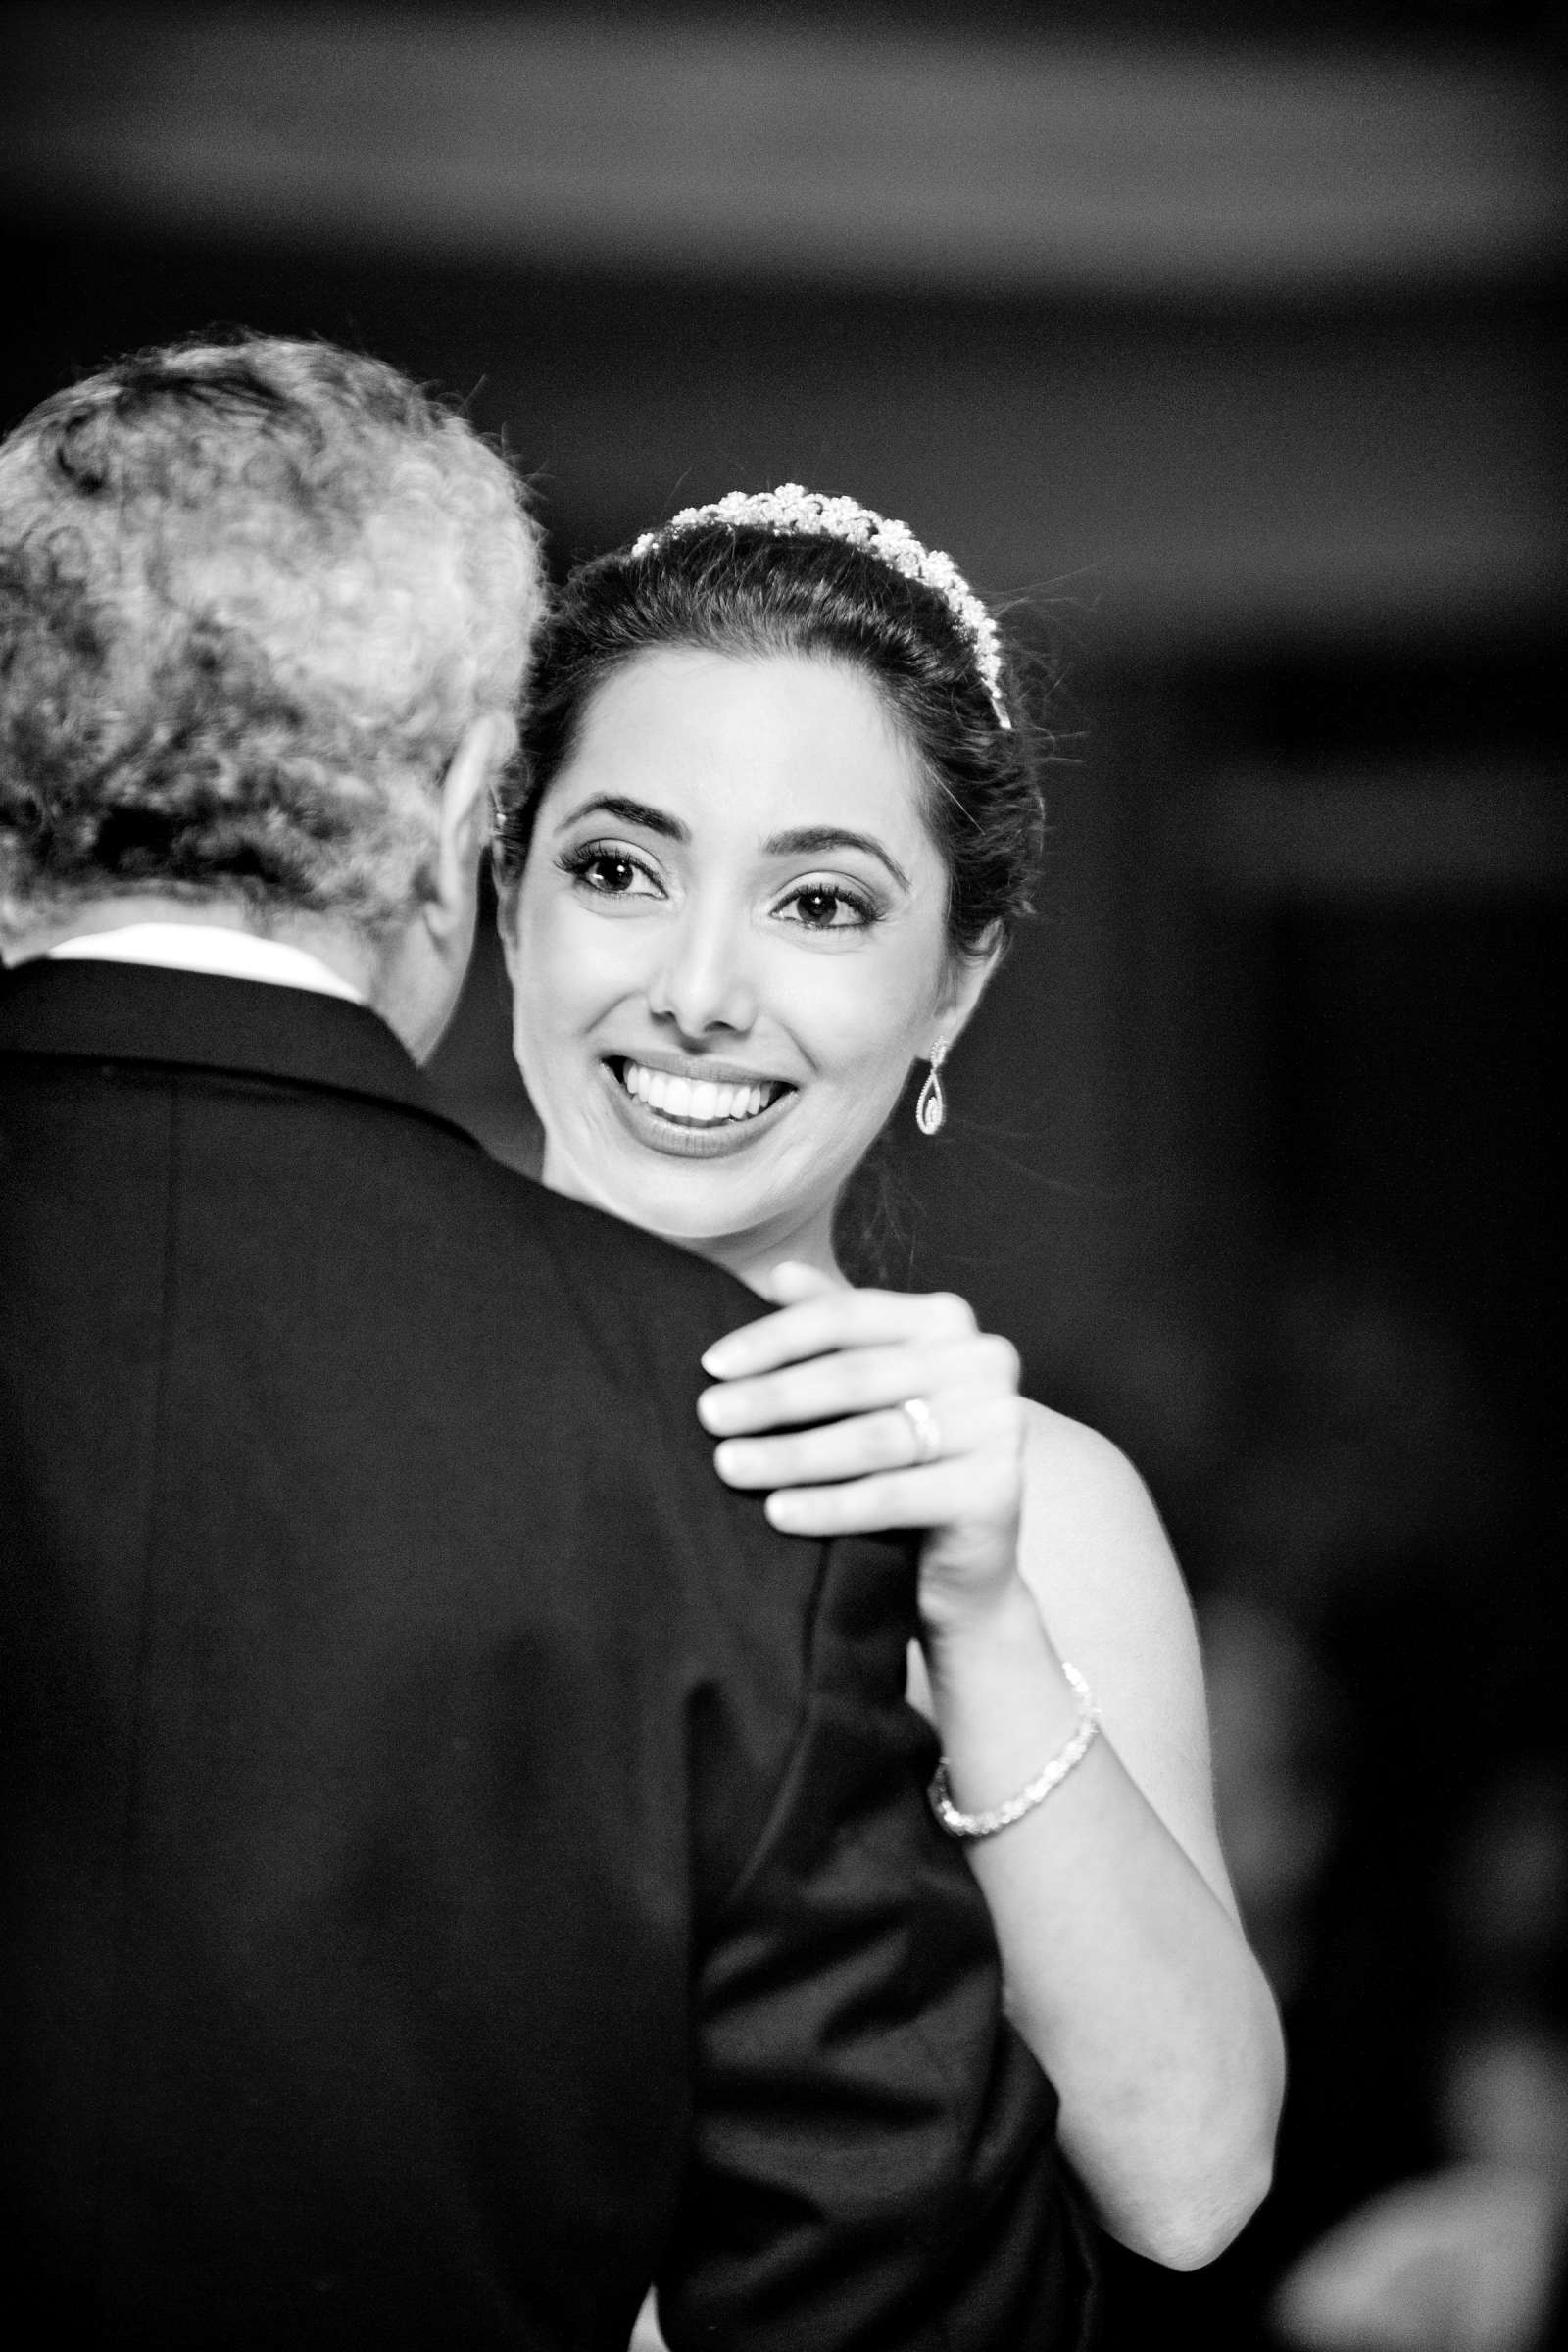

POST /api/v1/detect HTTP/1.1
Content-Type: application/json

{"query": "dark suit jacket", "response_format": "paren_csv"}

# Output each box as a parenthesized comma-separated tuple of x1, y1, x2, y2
(0, 958, 1092, 2350)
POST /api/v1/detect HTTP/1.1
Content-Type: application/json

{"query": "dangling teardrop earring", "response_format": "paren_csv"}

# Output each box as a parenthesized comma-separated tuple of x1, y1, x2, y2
(915, 1040, 949, 1137)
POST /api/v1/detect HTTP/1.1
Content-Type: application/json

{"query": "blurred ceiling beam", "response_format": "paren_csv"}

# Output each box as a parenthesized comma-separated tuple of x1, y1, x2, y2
(3, 4, 1562, 295)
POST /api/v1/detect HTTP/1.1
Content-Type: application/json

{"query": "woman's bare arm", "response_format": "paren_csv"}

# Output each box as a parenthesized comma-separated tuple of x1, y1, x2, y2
(700, 1269, 1284, 2269)
(911, 1401, 1281, 2266)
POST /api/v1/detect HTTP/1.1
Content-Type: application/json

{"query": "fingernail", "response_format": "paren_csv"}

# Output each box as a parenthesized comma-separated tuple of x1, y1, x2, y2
(698, 1386, 744, 1432)
(700, 1339, 739, 1376)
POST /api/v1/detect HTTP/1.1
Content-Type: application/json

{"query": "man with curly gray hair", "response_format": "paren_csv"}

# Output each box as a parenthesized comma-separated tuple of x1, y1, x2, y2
(0, 334, 538, 1049)
(0, 336, 1077, 2349)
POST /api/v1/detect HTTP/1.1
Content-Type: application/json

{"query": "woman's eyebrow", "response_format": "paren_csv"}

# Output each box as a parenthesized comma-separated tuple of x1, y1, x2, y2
(554, 793, 688, 842)
(762, 827, 910, 889)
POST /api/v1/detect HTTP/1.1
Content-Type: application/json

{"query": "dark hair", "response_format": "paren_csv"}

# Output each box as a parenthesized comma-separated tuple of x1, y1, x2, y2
(0, 333, 541, 935)
(494, 516, 1047, 959)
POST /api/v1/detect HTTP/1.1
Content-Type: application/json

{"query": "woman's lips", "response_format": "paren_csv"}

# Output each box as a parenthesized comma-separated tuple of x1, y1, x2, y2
(602, 1056, 796, 1156)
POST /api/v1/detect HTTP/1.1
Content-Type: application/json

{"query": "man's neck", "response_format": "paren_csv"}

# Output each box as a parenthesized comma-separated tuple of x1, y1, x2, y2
(2, 895, 377, 1003)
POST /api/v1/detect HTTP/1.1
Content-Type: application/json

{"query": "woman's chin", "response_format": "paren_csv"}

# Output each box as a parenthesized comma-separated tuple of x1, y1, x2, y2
(541, 1130, 751, 1241)
(537, 1087, 858, 1268)
(597, 1168, 779, 1253)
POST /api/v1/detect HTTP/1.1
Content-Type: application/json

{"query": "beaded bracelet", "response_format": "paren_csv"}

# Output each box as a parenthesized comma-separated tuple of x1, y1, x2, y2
(927, 1661, 1101, 1840)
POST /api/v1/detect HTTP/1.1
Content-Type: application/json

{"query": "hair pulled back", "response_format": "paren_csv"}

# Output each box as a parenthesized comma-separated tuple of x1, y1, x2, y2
(495, 517, 1046, 959)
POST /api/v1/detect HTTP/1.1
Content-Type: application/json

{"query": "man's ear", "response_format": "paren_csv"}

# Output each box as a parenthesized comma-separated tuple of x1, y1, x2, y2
(496, 874, 520, 991)
(931, 924, 1004, 1055)
(430, 711, 514, 939)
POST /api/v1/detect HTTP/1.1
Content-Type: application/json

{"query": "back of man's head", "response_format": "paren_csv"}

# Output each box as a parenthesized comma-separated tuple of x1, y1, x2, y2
(0, 334, 542, 942)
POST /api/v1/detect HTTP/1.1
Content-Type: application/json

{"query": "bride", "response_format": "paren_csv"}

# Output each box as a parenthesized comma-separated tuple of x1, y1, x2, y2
(493, 487, 1284, 2277)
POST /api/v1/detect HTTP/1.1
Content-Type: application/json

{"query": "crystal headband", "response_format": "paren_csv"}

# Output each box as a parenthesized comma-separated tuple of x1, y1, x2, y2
(629, 485, 1010, 729)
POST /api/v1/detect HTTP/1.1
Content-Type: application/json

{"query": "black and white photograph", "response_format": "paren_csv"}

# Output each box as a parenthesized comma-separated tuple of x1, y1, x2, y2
(3, 6, 1563, 2346)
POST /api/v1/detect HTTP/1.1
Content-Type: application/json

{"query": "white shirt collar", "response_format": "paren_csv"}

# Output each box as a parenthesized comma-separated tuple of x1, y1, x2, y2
(46, 923, 367, 1005)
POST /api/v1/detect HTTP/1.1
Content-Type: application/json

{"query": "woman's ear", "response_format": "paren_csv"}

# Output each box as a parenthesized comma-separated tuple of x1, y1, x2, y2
(932, 924, 1004, 1054)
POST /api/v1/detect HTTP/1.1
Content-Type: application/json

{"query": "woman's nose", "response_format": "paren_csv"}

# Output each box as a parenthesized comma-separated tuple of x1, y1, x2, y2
(646, 910, 758, 1037)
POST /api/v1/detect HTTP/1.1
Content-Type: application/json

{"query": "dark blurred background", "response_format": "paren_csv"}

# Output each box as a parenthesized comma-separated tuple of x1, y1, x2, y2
(3, 4, 1564, 2343)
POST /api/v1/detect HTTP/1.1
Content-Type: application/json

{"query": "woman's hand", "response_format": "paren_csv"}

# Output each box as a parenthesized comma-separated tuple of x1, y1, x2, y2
(697, 1262, 1028, 1625)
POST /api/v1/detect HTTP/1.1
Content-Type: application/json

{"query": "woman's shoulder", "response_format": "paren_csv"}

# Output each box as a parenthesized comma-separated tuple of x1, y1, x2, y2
(1014, 1399, 1234, 1903)
(1012, 1396, 1204, 1709)
(1017, 1396, 1170, 1553)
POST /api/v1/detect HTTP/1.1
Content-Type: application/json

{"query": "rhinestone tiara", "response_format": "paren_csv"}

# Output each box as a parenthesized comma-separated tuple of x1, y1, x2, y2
(629, 484, 1010, 729)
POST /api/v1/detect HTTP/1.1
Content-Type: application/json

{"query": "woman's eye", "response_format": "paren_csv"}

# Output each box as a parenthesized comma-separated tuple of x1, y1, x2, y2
(557, 842, 662, 899)
(777, 880, 876, 932)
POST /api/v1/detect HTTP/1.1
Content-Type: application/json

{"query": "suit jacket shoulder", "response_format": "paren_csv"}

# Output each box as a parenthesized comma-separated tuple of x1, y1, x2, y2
(0, 961, 1091, 2350)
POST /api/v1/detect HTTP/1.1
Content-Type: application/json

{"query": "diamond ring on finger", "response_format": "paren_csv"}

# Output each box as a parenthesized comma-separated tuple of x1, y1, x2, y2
(898, 1396, 942, 1464)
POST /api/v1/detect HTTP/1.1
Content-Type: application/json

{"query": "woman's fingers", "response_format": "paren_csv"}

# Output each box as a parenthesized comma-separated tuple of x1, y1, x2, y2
(712, 1407, 915, 1491)
(761, 1459, 1017, 1538)
(760, 1258, 838, 1306)
(699, 1329, 1019, 1439)
(701, 1283, 976, 1380)
(713, 1388, 1024, 1494)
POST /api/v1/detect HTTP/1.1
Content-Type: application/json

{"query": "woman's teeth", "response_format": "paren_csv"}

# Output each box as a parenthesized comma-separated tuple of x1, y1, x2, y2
(617, 1060, 782, 1124)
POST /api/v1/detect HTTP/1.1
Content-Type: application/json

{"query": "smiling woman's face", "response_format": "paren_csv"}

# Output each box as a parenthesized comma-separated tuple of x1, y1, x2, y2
(504, 645, 984, 1285)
